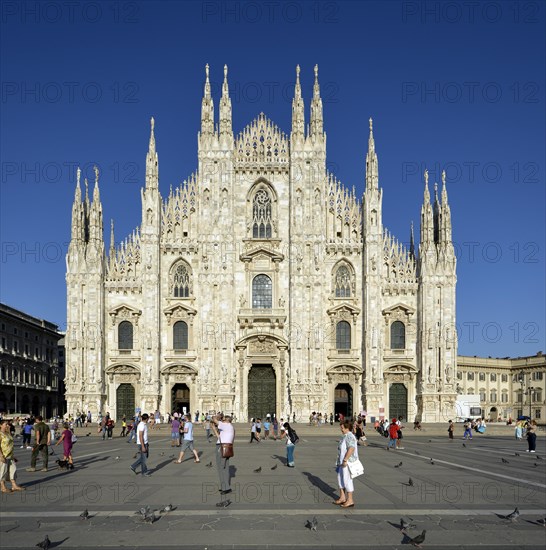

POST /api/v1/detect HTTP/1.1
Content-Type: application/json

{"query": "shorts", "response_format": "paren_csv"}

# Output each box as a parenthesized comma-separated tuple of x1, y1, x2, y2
(181, 439, 195, 452)
(171, 432, 179, 440)
(397, 430, 403, 439)
(256, 428, 261, 433)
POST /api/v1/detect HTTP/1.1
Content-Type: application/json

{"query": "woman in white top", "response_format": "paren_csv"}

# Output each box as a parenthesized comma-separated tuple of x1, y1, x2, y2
(333, 420, 358, 508)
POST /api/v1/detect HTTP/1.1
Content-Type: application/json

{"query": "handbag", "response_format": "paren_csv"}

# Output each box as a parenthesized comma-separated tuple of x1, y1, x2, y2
(220, 443, 234, 458)
(347, 458, 364, 479)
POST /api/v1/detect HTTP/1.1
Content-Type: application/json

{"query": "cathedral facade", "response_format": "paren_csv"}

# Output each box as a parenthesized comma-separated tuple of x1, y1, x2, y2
(65, 65, 457, 422)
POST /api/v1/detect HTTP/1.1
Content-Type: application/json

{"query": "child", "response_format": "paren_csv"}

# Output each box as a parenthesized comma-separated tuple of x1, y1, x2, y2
(462, 420, 473, 440)
(448, 419, 454, 441)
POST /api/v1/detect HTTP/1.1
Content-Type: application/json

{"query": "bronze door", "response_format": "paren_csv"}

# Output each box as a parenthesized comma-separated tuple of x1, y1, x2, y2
(389, 383, 407, 421)
(116, 383, 135, 420)
(248, 365, 276, 421)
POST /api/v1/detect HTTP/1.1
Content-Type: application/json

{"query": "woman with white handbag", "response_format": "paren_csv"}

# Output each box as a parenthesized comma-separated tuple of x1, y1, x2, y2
(333, 420, 363, 508)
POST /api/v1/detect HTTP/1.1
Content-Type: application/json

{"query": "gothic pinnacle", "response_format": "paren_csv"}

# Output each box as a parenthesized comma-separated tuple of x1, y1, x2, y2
(149, 116, 156, 154)
(368, 117, 375, 152)
(204, 63, 210, 97)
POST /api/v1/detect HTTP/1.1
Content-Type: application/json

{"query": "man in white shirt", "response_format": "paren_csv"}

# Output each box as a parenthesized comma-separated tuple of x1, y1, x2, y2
(130, 413, 150, 476)
(173, 415, 200, 464)
(211, 413, 235, 499)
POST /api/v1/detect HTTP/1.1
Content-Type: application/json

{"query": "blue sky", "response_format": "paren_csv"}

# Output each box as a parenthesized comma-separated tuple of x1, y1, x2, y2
(1, 0, 544, 358)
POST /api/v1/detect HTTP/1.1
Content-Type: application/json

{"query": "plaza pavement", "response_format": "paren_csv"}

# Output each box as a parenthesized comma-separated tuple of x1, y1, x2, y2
(1, 422, 545, 549)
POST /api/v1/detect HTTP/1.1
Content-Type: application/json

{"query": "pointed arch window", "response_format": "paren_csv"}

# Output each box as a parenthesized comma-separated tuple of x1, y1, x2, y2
(336, 321, 351, 350)
(118, 321, 133, 350)
(391, 321, 405, 349)
(252, 189, 272, 238)
(173, 321, 188, 350)
(252, 274, 272, 309)
(172, 262, 192, 298)
(334, 265, 351, 297)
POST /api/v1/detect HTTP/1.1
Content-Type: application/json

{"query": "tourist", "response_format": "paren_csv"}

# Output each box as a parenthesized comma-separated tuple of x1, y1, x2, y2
(272, 417, 279, 440)
(256, 418, 262, 439)
(515, 421, 523, 440)
(281, 422, 296, 467)
(0, 420, 25, 493)
(249, 419, 260, 443)
(55, 422, 75, 470)
(106, 417, 115, 439)
(526, 420, 537, 453)
(462, 419, 473, 440)
(396, 416, 405, 449)
(26, 416, 50, 472)
(120, 417, 127, 438)
(448, 419, 454, 441)
(171, 415, 181, 447)
(174, 414, 200, 463)
(263, 418, 270, 440)
(21, 419, 33, 449)
(387, 418, 398, 450)
(203, 415, 212, 442)
(333, 419, 357, 508)
(130, 413, 150, 476)
(211, 413, 234, 497)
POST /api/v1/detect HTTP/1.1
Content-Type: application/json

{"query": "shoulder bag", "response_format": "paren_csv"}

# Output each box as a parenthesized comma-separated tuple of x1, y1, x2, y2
(220, 443, 234, 458)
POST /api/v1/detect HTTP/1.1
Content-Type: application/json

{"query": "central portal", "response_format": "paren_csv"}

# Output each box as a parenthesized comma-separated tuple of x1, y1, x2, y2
(247, 364, 276, 421)
(172, 383, 190, 414)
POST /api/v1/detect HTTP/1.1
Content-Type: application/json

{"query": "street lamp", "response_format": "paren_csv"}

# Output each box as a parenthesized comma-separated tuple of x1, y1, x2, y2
(528, 386, 535, 419)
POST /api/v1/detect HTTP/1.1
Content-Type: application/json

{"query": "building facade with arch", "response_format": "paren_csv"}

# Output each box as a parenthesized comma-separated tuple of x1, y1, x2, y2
(65, 65, 458, 422)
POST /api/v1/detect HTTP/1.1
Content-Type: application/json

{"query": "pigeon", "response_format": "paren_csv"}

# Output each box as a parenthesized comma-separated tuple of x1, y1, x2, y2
(409, 530, 426, 548)
(537, 517, 546, 527)
(80, 509, 89, 520)
(462, 443, 466, 448)
(408, 478, 414, 487)
(114, 456, 120, 460)
(86, 433, 91, 436)
(430, 460, 435, 465)
(215, 499, 231, 508)
(535, 463, 538, 467)
(254, 467, 262, 473)
(36, 536, 51, 550)
(537, 455, 543, 460)
(271, 464, 278, 470)
(160, 504, 174, 513)
(305, 516, 318, 531)
(400, 517, 416, 531)
(515, 452, 520, 457)
(502, 458, 509, 464)
(160, 452, 165, 456)
(142, 512, 156, 524)
(205, 461, 213, 468)
(137, 505, 151, 517)
(505, 507, 520, 521)
(428, 439, 432, 443)
(394, 462, 403, 468)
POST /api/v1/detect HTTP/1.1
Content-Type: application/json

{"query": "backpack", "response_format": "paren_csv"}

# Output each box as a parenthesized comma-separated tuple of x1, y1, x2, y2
(289, 430, 300, 444)
(71, 432, 78, 444)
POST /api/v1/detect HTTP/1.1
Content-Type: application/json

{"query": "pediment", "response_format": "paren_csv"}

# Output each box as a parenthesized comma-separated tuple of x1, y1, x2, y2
(384, 363, 418, 374)
(105, 364, 140, 375)
(382, 303, 415, 316)
(326, 364, 362, 375)
(164, 303, 197, 317)
(108, 304, 142, 324)
(240, 246, 284, 263)
(326, 303, 361, 317)
(160, 364, 198, 375)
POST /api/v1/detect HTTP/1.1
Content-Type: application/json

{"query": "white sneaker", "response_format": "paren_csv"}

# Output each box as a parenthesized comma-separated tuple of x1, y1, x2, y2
(26, 446, 32, 450)
(20, 445, 24, 448)
(530, 450, 536, 453)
